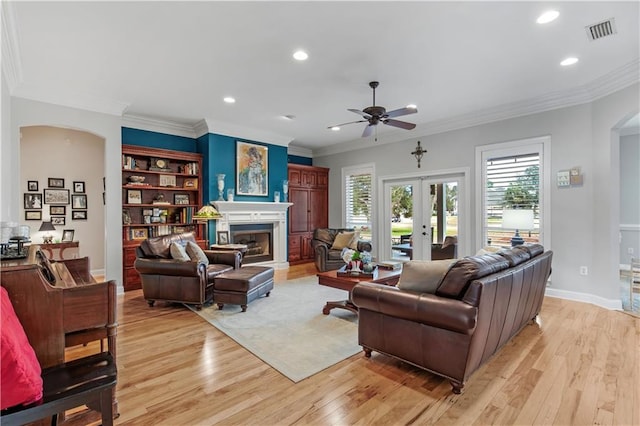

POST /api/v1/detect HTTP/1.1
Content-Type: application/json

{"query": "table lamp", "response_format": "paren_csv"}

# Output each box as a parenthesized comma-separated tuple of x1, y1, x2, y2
(39, 221, 56, 244)
(502, 209, 534, 247)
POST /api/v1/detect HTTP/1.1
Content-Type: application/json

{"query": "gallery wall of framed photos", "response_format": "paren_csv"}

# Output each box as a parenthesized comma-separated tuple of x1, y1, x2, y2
(24, 177, 90, 230)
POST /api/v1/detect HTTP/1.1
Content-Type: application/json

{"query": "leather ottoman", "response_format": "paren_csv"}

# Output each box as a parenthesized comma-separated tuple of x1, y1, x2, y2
(213, 266, 274, 312)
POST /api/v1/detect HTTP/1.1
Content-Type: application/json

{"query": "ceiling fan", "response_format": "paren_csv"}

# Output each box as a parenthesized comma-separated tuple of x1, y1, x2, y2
(328, 81, 417, 139)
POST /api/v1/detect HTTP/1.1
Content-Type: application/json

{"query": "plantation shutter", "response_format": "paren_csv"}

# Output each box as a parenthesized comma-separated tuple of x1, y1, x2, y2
(345, 167, 373, 230)
(485, 152, 540, 245)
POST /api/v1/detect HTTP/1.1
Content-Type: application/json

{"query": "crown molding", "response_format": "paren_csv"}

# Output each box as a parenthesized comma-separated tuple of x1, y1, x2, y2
(312, 60, 640, 157)
(200, 118, 294, 147)
(287, 145, 313, 158)
(1, 1, 22, 91)
(14, 83, 129, 117)
(122, 114, 197, 138)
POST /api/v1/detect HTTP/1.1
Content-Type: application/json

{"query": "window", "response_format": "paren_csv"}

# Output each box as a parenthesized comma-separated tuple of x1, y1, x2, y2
(476, 137, 550, 250)
(343, 164, 374, 240)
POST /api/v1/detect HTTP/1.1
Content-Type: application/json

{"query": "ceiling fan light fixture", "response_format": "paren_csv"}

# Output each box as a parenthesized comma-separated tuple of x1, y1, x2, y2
(406, 104, 417, 109)
(537, 10, 559, 24)
(223, 97, 236, 103)
(293, 50, 308, 61)
(330, 126, 340, 131)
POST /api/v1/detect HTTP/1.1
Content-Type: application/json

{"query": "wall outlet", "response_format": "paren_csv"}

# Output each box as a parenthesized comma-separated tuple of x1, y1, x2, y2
(628, 247, 635, 255)
(580, 266, 588, 276)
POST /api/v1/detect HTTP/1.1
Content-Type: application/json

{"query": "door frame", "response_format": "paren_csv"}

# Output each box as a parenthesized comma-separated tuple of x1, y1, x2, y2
(377, 167, 470, 261)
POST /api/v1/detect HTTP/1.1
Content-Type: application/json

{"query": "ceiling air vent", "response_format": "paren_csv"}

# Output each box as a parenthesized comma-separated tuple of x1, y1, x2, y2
(585, 18, 617, 41)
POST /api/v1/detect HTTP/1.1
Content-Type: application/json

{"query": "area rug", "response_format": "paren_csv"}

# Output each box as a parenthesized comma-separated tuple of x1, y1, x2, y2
(187, 276, 360, 382)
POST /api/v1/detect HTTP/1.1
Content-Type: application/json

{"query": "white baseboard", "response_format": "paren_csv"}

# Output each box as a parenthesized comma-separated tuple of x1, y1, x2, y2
(91, 268, 105, 277)
(545, 288, 623, 311)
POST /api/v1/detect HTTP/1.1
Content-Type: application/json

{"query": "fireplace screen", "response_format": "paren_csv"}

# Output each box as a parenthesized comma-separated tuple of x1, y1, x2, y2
(229, 224, 273, 264)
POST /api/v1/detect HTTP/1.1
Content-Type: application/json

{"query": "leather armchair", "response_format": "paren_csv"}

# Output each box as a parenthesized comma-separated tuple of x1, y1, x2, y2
(311, 228, 373, 272)
(134, 232, 242, 309)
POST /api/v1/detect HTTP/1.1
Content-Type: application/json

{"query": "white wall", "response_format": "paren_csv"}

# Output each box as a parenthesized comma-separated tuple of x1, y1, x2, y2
(619, 133, 640, 265)
(1, 73, 17, 223)
(20, 126, 105, 270)
(314, 83, 639, 309)
(8, 98, 123, 292)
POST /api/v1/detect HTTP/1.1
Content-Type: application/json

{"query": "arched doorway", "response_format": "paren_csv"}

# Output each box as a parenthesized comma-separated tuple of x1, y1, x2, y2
(20, 125, 106, 275)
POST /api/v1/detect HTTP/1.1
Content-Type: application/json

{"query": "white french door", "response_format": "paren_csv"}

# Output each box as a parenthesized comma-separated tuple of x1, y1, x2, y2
(379, 170, 467, 262)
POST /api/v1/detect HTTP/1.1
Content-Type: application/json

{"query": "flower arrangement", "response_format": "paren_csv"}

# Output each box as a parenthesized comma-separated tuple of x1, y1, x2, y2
(341, 248, 373, 272)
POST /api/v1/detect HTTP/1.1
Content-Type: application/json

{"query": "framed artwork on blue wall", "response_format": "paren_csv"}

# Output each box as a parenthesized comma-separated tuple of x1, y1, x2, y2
(236, 141, 268, 196)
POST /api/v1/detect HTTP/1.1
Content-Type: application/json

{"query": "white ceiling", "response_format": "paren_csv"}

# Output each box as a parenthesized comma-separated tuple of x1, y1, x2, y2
(3, 1, 639, 153)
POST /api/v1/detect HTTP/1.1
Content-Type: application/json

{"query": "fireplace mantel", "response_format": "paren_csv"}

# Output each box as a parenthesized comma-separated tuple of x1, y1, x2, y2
(212, 201, 292, 269)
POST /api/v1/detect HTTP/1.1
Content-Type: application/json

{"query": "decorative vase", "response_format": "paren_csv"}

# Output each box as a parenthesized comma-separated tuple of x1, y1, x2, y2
(349, 260, 362, 272)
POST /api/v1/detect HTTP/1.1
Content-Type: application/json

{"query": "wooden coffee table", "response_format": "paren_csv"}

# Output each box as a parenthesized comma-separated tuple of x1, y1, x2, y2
(317, 267, 401, 315)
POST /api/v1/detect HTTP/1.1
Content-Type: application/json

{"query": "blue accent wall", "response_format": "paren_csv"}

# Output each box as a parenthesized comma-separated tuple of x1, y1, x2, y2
(122, 127, 290, 245)
(288, 155, 312, 165)
(122, 127, 197, 152)
(196, 134, 289, 242)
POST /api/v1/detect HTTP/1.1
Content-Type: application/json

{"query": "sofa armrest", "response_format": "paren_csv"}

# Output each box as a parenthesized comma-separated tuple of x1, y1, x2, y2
(134, 258, 205, 277)
(204, 250, 242, 269)
(311, 239, 330, 252)
(352, 282, 478, 334)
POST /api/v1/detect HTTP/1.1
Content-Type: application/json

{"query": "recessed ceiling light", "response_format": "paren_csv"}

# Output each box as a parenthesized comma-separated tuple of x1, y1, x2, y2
(406, 104, 417, 109)
(293, 50, 308, 61)
(223, 97, 236, 103)
(537, 10, 559, 24)
(560, 57, 579, 66)
(330, 126, 340, 131)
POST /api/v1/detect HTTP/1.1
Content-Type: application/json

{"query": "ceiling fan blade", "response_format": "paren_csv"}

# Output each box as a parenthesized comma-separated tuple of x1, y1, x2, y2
(385, 107, 418, 118)
(383, 119, 416, 130)
(326, 119, 368, 129)
(348, 108, 372, 118)
(362, 124, 375, 138)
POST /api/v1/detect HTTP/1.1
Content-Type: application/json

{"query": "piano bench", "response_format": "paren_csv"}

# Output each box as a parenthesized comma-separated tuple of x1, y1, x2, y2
(1, 352, 117, 426)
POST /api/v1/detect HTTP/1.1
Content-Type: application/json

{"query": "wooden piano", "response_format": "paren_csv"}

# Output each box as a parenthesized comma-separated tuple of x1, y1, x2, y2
(0, 256, 118, 418)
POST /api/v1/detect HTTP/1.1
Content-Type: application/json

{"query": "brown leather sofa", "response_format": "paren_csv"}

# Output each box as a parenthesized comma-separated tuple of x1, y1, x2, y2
(311, 228, 373, 272)
(134, 232, 242, 310)
(352, 243, 552, 394)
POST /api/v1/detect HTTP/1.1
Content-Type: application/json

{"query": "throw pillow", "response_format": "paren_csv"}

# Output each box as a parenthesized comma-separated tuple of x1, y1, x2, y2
(397, 259, 457, 294)
(348, 230, 361, 250)
(170, 242, 190, 261)
(1, 287, 43, 410)
(331, 231, 355, 250)
(185, 241, 209, 265)
(475, 245, 503, 256)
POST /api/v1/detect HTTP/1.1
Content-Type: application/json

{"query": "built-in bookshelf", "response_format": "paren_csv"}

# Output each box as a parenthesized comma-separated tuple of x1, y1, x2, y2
(121, 145, 205, 291)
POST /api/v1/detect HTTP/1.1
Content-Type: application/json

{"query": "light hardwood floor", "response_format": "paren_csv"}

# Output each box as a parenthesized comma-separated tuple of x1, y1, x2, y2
(66, 263, 639, 425)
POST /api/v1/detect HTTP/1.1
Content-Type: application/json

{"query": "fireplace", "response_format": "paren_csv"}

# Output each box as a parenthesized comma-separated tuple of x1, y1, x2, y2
(212, 201, 292, 269)
(230, 224, 273, 264)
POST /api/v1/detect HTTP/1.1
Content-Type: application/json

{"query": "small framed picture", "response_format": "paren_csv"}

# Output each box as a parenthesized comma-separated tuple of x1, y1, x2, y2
(50, 205, 66, 215)
(27, 181, 38, 191)
(25, 210, 42, 220)
(48, 178, 65, 188)
(127, 189, 142, 204)
(44, 189, 70, 205)
(62, 229, 75, 242)
(217, 230, 230, 245)
(159, 174, 177, 187)
(73, 181, 85, 193)
(183, 178, 198, 189)
(72, 194, 87, 209)
(174, 194, 190, 205)
(142, 209, 153, 216)
(132, 228, 149, 240)
(72, 210, 87, 220)
(24, 193, 43, 209)
(51, 216, 66, 226)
